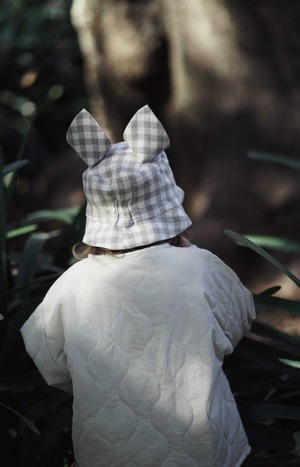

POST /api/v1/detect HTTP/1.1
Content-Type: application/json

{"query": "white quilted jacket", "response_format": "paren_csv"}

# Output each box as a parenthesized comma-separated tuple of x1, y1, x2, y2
(21, 243, 255, 466)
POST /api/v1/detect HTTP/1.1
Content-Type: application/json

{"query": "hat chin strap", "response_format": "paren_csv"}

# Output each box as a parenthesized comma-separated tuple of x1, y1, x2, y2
(106, 239, 169, 254)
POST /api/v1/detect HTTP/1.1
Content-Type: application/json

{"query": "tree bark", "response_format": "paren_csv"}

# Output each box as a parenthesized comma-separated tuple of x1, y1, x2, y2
(70, 0, 300, 272)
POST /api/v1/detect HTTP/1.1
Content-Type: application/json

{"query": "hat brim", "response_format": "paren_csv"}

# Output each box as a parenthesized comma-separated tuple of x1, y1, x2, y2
(83, 204, 192, 250)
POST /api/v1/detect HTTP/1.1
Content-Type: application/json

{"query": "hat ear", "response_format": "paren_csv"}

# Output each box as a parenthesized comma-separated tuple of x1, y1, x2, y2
(66, 109, 112, 166)
(123, 105, 170, 162)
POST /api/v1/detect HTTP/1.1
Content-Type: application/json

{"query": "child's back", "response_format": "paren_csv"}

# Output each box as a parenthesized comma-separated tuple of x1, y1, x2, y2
(22, 242, 254, 466)
(21, 106, 255, 466)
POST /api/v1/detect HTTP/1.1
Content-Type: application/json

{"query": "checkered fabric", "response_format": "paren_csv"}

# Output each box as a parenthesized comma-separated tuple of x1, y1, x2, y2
(124, 105, 170, 162)
(66, 105, 192, 249)
(66, 109, 112, 166)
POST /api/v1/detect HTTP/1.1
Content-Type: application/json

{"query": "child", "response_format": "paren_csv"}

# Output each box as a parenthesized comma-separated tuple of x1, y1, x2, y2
(21, 105, 255, 467)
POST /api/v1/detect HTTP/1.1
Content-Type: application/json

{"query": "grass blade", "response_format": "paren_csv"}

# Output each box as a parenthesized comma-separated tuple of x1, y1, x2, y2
(0, 148, 7, 301)
(0, 402, 40, 436)
(279, 358, 300, 370)
(15, 231, 59, 293)
(3, 160, 29, 177)
(251, 321, 300, 354)
(243, 421, 297, 455)
(38, 401, 72, 466)
(25, 205, 81, 225)
(7, 224, 37, 239)
(6, 119, 33, 204)
(245, 235, 300, 253)
(260, 286, 282, 295)
(0, 272, 62, 300)
(253, 294, 300, 315)
(247, 150, 300, 170)
(224, 230, 300, 287)
(244, 403, 300, 422)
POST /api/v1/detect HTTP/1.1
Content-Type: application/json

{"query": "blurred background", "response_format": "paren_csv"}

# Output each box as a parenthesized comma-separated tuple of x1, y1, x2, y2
(1, 1, 300, 465)
(2, 0, 300, 289)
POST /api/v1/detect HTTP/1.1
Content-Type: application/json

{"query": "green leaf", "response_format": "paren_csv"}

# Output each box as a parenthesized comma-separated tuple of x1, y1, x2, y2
(226, 336, 300, 374)
(0, 272, 62, 300)
(245, 235, 300, 253)
(253, 294, 300, 315)
(3, 159, 29, 177)
(0, 301, 33, 371)
(25, 205, 81, 225)
(224, 230, 300, 287)
(247, 150, 300, 169)
(0, 147, 7, 300)
(6, 119, 33, 204)
(244, 403, 300, 422)
(15, 231, 59, 292)
(6, 224, 37, 239)
(243, 421, 297, 456)
(226, 369, 300, 391)
(54, 202, 86, 267)
(251, 321, 300, 354)
(260, 286, 282, 295)
(279, 358, 300, 369)
(292, 432, 300, 457)
(0, 402, 40, 436)
(17, 429, 40, 467)
(38, 401, 72, 465)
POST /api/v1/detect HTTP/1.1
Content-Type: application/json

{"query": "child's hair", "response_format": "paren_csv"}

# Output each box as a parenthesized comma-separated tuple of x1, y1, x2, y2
(73, 232, 191, 260)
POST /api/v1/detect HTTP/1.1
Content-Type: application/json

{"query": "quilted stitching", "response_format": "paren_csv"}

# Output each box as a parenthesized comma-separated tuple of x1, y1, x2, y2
(21, 244, 254, 467)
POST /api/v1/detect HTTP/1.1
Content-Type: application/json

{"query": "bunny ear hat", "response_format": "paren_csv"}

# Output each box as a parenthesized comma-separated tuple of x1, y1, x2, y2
(66, 105, 191, 249)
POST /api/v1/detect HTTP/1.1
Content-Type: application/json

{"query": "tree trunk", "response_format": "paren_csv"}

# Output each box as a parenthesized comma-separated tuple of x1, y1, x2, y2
(70, 0, 300, 274)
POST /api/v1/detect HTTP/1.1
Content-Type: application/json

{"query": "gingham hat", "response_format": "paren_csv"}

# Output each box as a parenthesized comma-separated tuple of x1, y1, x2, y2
(66, 105, 191, 249)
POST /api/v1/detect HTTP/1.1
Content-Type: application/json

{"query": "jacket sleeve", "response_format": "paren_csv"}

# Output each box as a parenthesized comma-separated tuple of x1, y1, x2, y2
(209, 254, 256, 353)
(20, 293, 73, 394)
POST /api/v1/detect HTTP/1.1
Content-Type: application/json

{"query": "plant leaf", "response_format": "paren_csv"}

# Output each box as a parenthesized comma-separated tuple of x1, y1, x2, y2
(6, 224, 37, 239)
(6, 119, 33, 203)
(38, 401, 72, 465)
(260, 286, 282, 296)
(292, 431, 300, 457)
(247, 150, 300, 169)
(251, 321, 300, 355)
(253, 294, 300, 315)
(0, 402, 40, 435)
(226, 336, 300, 374)
(0, 147, 7, 300)
(3, 160, 29, 177)
(25, 205, 81, 225)
(243, 421, 297, 455)
(224, 230, 300, 287)
(279, 358, 300, 369)
(245, 235, 300, 253)
(0, 272, 62, 299)
(15, 231, 59, 292)
(244, 403, 300, 422)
